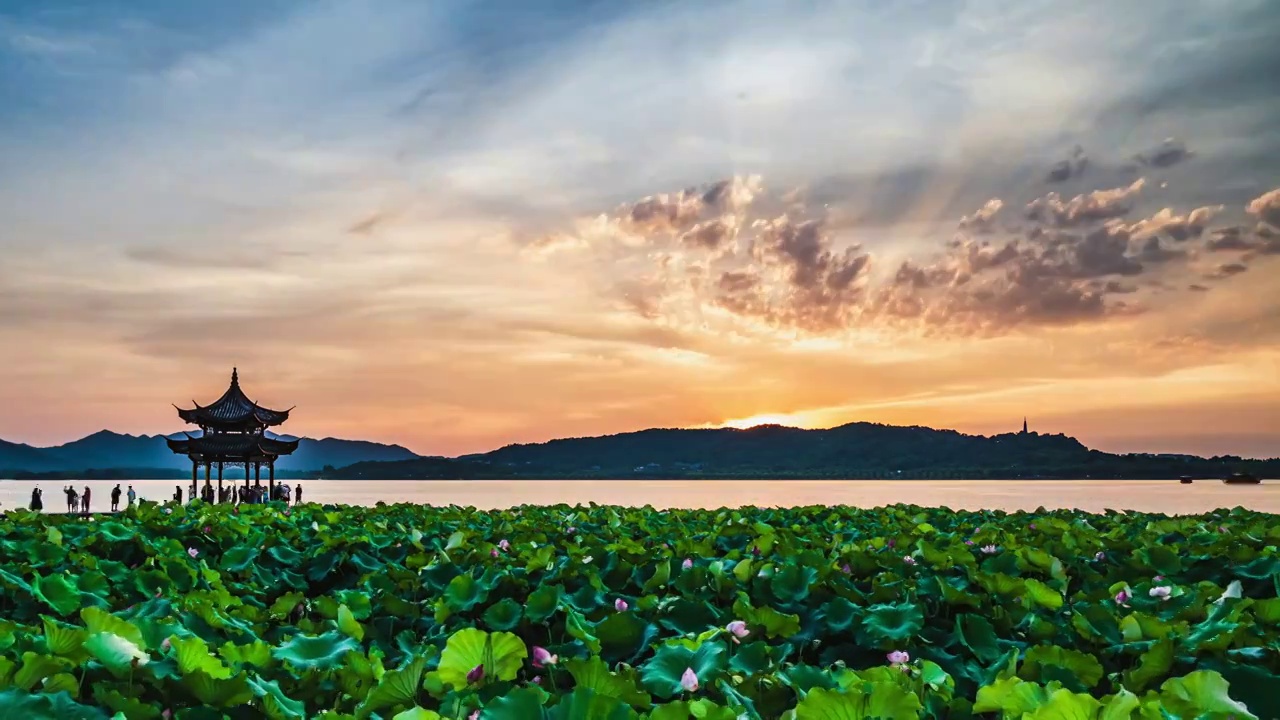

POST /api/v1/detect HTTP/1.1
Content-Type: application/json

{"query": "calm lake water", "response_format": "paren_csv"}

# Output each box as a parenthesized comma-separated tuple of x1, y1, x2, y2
(2, 479, 1277, 515)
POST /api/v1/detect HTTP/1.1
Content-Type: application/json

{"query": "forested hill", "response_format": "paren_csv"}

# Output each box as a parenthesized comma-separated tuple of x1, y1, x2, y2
(324, 422, 1280, 480)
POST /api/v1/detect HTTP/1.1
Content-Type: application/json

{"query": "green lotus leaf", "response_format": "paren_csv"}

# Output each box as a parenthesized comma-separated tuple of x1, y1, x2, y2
(793, 685, 922, 720)
(565, 656, 651, 709)
(955, 613, 1003, 664)
(445, 573, 488, 612)
(769, 564, 817, 604)
(84, 633, 150, 676)
(1158, 670, 1257, 720)
(337, 604, 365, 642)
(974, 676, 1052, 716)
(857, 602, 924, 649)
(823, 597, 860, 633)
(639, 640, 727, 699)
(221, 546, 259, 573)
(392, 709, 442, 720)
(92, 686, 161, 719)
(245, 676, 307, 720)
(41, 615, 88, 660)
(354, 656, 427, 719)
(1023, 579, 1064, 611)
(13, 651, 72, 691)
(437, 628, 527, 690)
(42, 671, 80, 697)
(525, 585, 563, 624)
(565, 609, 602, 654)
(1024, 688, 1101, 719)
(1021, 645, 1104, 690)
(0, 688, 110, 720)
(728, 641, 782, 676)
(33, 573, 83, 616)
(1099, 688, 1140, 720)
(781, 664, 840, 694)
(546, 687, 635, 720)
(658, 599, 720, 636)
(480, 687, 550, 720)
(219, 639, 274, 669)
(642, 560, 672, 594)
(483, 598, 524, 632)
(272, 631, 361, 672)
(1122, 637, 1173, 692)
(170, 634, 233, 679)
(81, 608, 146, 649)
(730, 597, 800, 639)
(594, 611, 657, 665)
(182, 669, 255, 708)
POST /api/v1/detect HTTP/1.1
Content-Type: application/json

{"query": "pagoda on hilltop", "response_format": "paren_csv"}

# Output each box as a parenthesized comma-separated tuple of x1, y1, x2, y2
(168, 368, 298, 501)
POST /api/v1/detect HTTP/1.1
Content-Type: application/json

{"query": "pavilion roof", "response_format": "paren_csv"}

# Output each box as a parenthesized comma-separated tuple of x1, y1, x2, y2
(175, 368, 292, 429)
(166, 432, 299, 459)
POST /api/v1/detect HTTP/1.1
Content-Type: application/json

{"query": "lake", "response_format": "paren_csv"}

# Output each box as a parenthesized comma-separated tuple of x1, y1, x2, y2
(2, 479, 1278, 514)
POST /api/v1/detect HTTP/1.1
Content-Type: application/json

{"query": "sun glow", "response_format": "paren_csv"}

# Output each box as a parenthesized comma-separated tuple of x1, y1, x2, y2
(720, 413, 809, 429)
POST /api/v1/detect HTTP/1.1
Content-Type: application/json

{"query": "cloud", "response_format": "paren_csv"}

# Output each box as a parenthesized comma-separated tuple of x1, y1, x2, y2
(1134, 138, 1192, 168)
(1046, 145, 1088, 183)
(1025, 178, 1146, 227)
(1247, 188, 1280, 229)
(1208, 263, 1248, 279)
(957, 198, 1004, 234)
(1117, 205, 1222, 242)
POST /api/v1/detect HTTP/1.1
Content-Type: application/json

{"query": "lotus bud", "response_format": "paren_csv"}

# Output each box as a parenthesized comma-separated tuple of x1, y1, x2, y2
(615, 598, 628, 612)
(187, 547, 199, 558)
(887, 650, 910, 665)
(490, 548, 499, 558)
(964, 539, 975, 546)
(682, 558, 693, 570)
(1114, 589, 1131, 605)
(468, 712, 479, 720)
(1029, 524, 1036, 530)
(466, 664, 485, 684)
(498, 538, 510, 551)
(903, 556, 916, 566)
(841, 563, 852, 574)
(1152, 575, 1164, 582)
(887, 539, 895, 549)
(1149, 586, 1172, 600)
(980, 545, 998, 555)
(567, 526, 576, 534)
(1094, 551, 1105, 561)
(531, 646, 558, 668)
(161, 638, 172, 652)
(680, 667, 699, 692)
(726, 620, 749, 639)
(531, 675, 541, 684)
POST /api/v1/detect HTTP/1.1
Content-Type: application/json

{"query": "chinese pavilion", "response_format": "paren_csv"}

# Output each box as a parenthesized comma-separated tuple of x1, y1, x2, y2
(167, 368, 298, 500)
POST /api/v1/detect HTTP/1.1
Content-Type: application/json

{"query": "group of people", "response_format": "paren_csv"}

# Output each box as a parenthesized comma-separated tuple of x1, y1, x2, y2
(26, 480, 313, 513)
(173, 481, 303, 506)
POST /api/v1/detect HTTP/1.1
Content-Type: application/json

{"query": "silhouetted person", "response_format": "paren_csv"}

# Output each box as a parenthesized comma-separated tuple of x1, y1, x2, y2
(126, 485, 136, 507)
(64, 486, 76, 513)
(111, 484, 121, 512)
(30, 487, 43, 512)
(82, 486, 91, 514)
(174, 485, 183, 504)
(294, 484, 302, 504)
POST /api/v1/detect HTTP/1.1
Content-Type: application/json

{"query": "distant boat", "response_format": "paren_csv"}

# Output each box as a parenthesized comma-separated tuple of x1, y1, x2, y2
(1179, 476, 1193, 484)
(1222, 473, 1260, 485)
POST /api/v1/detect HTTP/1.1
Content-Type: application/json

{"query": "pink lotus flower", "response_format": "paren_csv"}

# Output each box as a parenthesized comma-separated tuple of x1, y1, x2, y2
(887, 539, 896, 548)
(283, 508, 291, 516)
(1029, 524, 1037, 530)
(1153, 575, 1164, 582)
(469, 712, 479, 720)
(615, 598, 629, 612)
(490, 548, 499, 558)
(1149, 586, 1172, 600)
(1094, 551, 1106, 561)
(964, 540, 975, 546)
(682, 558, 693, 570)
(1219, 526, 1227, 533)
(751, 547, 761, 556)
(980, 545, 998, 555)
(567, 526, 576, 534)
(887, 650, 910, 666)
(187, 547, 199, 558)
(680, 667, 699, 692)
(903, 556, 916, 566)
(726, 620, 749, 639)
(466, 664, 485, 684)
(841, 563, 852, 574)
(162, 710, 171, 720)
(203, 526, 211, 534)
(161, 638, 172, 652)
(531, 646, 558, 668)
(1114, 589, 1131, 605)
(498, 539, 510, 551)
(531, 675, 541, 684)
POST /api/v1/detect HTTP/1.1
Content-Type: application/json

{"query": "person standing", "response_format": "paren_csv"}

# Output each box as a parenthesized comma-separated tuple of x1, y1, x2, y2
(174, 485, 183, 504)
(294, 484, 302, 505)
(30, 487, 43, 512)
(64, 486, 76, 513)
(110, 484, 122, 512)
(82, 486, 91, 514)
(126, 485, 136, 508)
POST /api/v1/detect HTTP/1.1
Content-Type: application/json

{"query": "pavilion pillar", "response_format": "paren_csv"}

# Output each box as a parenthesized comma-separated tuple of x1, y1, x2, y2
(269, 461, 275, 484)
(202, 462, 210, 501)
(217, 462, 224, 501)
(191, 461, 197, 490)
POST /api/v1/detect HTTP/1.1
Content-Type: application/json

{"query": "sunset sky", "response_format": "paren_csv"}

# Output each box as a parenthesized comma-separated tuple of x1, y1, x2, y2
(2, 0, 1278, 459)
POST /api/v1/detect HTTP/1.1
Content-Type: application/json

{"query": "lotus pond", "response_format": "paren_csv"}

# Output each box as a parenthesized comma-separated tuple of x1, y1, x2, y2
(0, 502, 1277, 719)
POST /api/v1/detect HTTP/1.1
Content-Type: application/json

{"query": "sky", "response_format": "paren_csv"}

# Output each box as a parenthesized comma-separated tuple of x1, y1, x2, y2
(2, 0, 1279, 459)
